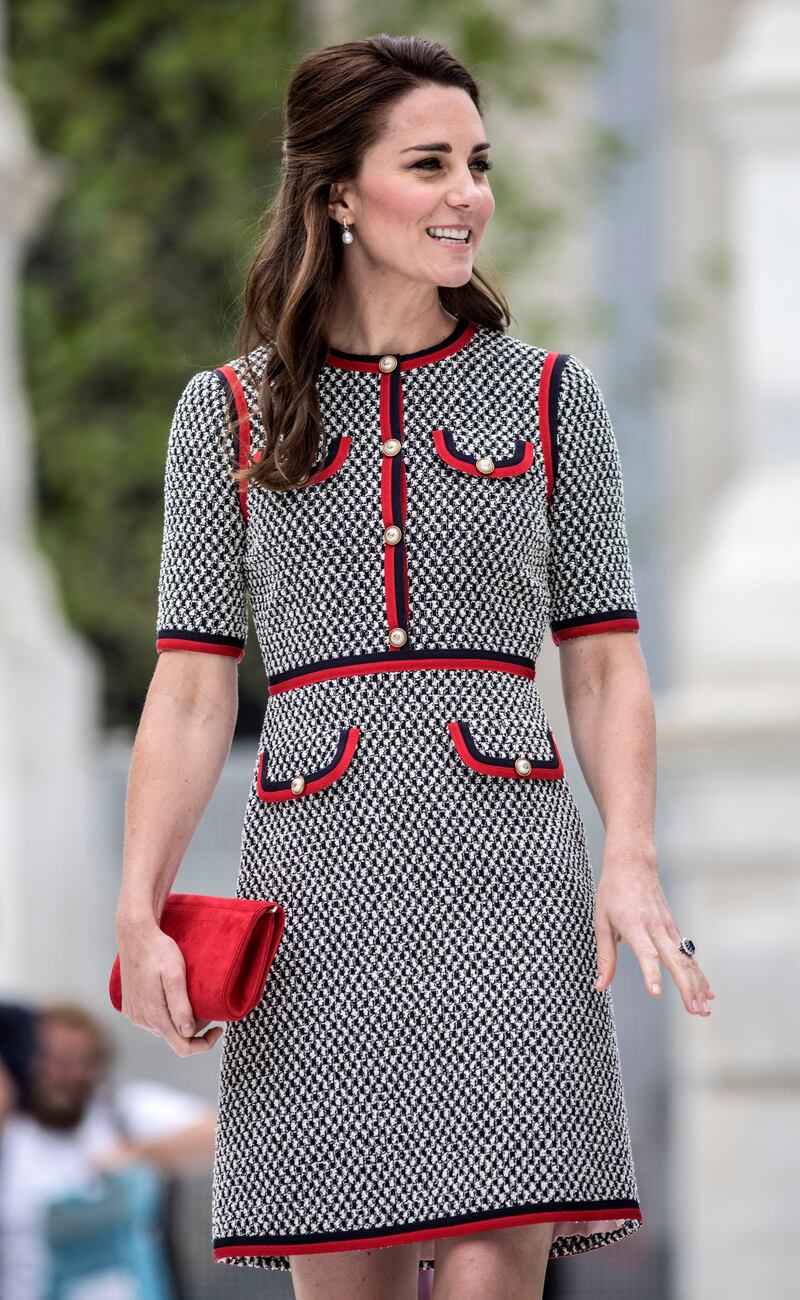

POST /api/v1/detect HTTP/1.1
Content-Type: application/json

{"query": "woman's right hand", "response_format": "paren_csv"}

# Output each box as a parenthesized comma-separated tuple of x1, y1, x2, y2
(115, 917, 224, 1056)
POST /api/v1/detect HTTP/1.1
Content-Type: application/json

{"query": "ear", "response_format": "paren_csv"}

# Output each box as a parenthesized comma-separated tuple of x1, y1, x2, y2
(327, 182, 353, 225)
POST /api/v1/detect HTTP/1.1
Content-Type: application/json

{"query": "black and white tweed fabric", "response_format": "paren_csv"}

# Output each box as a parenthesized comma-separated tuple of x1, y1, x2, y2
(155, 318, 643, 1272)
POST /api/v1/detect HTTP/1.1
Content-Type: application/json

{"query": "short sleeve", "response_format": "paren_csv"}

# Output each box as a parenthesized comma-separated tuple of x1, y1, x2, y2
(155, 369, 248, 660)
(546, 354, 640, 645)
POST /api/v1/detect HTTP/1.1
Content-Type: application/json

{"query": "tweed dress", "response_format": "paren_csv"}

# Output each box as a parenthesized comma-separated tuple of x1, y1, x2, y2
(154, 316, 644, 1272)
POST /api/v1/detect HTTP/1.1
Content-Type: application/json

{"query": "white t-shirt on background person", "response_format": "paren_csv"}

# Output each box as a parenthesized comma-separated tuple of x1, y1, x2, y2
(0, 1080, 212, 1300)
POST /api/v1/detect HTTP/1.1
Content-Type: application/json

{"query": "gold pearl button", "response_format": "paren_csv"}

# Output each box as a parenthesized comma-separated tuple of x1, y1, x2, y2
(475, 456, 495, 475)
(388, 626, 408, 647)
(514, 756, 532, 776)
(382, 438, 401, 457)
(378, 355, 398, 372)
(384, 525, 402, 545)
(290, 772, 306, 794)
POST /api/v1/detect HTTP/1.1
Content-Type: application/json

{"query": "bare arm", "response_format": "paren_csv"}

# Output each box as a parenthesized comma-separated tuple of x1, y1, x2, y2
(114, 650, 239, 1056)
(559, 631, 657, 856)
(93, 1113, 218, 1177)
(558, 632, 715, 1017)
(116, 651, 238, 925)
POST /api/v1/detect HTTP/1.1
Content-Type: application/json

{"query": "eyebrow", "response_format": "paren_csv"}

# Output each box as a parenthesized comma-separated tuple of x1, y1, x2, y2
(400, 142, 491, 154)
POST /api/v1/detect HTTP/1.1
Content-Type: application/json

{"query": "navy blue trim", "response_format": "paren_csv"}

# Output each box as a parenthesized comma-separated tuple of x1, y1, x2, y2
(454, 720, 562, 773)
(212, 368, 243, 468)
(387, 368, 409, 628)
(268, 646, 538, 689)
(547, 352, 570, 494)
(312, 433, 345, 476)
(213, 1195, 641, 1250)
(551, 609, 638, 634)
(156, 627, 245, 650)
(439, 428, 531, 470)
(327, 316, 470, 363)
(258, 725, 351, 793)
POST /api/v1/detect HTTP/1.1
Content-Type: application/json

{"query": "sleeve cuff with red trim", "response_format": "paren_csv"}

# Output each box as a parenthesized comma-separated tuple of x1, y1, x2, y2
(551, 611, 640, 646)
(156, 629, 245, 661)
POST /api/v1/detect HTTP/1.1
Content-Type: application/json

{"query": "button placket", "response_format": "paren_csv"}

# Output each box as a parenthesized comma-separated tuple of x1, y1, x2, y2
(378, 358, 411, 650)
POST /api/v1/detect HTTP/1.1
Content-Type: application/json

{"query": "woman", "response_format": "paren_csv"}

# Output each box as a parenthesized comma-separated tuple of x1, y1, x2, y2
(115, 33, 715, 1300)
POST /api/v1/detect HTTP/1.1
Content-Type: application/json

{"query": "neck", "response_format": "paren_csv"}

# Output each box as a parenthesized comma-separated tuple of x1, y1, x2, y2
(326, 295, 458, 358)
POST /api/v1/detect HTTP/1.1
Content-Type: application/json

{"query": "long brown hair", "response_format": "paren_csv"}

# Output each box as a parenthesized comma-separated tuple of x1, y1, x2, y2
(231, 34, 511, 493)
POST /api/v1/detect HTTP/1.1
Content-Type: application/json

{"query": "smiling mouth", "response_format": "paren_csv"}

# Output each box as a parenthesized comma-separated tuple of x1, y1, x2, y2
(426, 228, 472, 245)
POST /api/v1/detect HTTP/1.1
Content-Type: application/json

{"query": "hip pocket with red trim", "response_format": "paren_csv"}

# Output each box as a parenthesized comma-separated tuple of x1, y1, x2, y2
(447, 717, 564, 780)
(256, 724, 361, 802)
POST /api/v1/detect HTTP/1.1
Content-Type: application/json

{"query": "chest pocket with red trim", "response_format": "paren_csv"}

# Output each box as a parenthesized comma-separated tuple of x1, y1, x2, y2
(252, 434, 352, 487)
(431, 427, 536, 478)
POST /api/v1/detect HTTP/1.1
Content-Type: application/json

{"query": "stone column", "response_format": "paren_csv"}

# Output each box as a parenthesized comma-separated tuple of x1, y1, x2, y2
(0, 8, 103, 997)
(657, 4, 800, 1296)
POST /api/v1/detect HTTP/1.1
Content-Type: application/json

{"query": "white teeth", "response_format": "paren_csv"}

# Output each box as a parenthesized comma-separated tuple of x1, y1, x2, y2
(426, 227, 470, 240)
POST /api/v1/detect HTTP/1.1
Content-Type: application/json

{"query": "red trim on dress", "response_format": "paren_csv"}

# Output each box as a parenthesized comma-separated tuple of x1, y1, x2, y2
(431, 429, 535, 477)
(379, 372, 409, 648)
(255, 726, 360, 802)
(216, 363, 252, 522)
(306, 437, 352, 484)
(325, 319, 476, 373)
(551, 616, 640, 646)
(267, 653, 537, 696)
(538, 351, 558, 504)
(212, 1203, 643, 1260)
(155, 637, 244, 661)
(447, 720, 564, 780)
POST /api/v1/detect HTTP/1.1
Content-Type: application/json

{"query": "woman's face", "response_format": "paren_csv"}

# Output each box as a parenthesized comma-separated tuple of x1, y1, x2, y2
(329, 84, 495, 290)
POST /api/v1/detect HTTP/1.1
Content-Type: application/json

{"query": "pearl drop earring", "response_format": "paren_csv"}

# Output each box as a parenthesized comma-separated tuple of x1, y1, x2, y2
(341, 218, 354, 244)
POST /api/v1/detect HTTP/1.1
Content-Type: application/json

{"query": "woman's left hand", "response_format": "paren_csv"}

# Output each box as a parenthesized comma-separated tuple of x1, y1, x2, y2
(593, 844, 716, 1016)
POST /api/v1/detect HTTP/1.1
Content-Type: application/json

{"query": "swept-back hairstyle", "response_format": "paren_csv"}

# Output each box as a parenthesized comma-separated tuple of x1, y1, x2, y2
(230, 33, 511, 492)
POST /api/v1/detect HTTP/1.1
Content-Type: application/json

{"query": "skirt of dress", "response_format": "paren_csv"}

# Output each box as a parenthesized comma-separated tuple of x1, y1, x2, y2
(210, 667, 643, 1270)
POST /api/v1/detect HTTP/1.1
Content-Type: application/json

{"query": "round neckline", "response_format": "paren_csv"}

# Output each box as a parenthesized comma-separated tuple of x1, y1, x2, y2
(325, 316, 476, 372)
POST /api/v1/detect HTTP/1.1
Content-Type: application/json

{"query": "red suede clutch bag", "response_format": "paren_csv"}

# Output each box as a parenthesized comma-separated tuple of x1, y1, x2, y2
(109, 893, 286, 1023)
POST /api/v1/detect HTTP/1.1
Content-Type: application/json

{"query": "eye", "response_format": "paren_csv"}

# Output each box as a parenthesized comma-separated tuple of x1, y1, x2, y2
(412, 157, 493, 173)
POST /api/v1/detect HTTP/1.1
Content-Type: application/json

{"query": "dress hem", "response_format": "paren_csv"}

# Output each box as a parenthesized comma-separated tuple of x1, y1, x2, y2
(212, 1201, 643, 1266)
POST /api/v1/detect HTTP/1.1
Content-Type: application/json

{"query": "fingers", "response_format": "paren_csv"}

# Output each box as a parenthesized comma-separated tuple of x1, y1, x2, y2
(639, 924, 714, 1015)
(657, 913, 715, 1012)
(119, 938, 226, 1053)
(161, 967, 198, 1039)
(594, 869, 716, 1016)
(157, 974, 223, 1055)
(593, 917, 619, 991)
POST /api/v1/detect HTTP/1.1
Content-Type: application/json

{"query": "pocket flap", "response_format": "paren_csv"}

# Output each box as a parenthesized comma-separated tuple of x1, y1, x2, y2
(252, 434, 351, 485)
(257, 724, 361, 801)
(447, 717, 564, 779)
(432, 427, 535, 477)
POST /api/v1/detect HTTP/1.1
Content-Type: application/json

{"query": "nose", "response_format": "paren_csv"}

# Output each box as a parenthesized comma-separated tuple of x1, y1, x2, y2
(446, 176, 485, 210)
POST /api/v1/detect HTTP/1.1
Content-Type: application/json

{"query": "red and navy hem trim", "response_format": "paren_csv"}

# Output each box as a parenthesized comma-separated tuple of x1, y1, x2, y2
(212, 1197, 642, 1261)
(156, 629, 245, 661)
(325, 317, 476, 373)
(551, 611, 640, 646)
(266, 647, 537, 696)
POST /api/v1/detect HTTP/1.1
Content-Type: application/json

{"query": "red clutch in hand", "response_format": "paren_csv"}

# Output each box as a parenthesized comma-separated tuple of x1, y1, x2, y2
(109, 893, 286, 1023)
